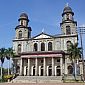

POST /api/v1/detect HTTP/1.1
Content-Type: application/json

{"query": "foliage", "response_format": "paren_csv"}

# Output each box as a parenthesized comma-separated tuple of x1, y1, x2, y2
(67, 43, 81, 60)
(67, 42, 82, 79)
(0, 48, 6, 63)
(6, 47, 15, 60)
(0, 47, 15, 81)
(3, 75, 13, 79)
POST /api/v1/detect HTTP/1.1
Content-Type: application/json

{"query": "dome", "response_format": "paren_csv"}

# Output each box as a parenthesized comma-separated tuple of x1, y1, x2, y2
(62, 4, 74, 16)
(63, 6, 72, 13)
(20, 13, 28, 19)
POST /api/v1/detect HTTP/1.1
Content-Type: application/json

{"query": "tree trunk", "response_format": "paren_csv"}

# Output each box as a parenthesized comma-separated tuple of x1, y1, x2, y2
(1, 63, 3, 80)
(72, 59, 76, 80)
(8, 59, 10, 75)
(73, 60, 77, 80)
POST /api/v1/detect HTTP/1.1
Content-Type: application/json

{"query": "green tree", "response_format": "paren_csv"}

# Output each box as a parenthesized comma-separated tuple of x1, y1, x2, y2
(0, 48, 6, 79)
(67, 43, 81, 79)
(6, 47, 15, 75)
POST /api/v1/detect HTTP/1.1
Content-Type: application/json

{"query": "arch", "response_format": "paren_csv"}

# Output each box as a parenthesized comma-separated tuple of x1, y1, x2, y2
(48, 42, 52, 51)
(18, 44, 21, 53)
(67, 41, 71, 49)
(48, 66, 52, 76)
(68, 65, 73, 75)
(32, 66, 35, 76)
(21, 20, 23, 26)
(18, 31, 22, 39)
(66, 26, 71, 34)
(34, 43, 38, 51)
(66, 13, 69, 20)
(41, 43, 45, 51)
(76, 65, 80, 75)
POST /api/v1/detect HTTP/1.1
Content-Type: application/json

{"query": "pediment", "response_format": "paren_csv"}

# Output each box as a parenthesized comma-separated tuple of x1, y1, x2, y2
(32, 32, 54, 39)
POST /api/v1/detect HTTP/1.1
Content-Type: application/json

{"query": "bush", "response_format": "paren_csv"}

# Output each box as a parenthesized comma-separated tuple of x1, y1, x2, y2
(3, 75, 13, 81)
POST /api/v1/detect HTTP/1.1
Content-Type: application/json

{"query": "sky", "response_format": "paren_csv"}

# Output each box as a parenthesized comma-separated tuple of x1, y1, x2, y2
(0, 0, 85, 68)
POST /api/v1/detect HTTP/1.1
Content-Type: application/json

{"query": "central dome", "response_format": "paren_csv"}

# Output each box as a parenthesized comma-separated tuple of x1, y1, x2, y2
(63, 6, 72, 13)
(62, 4, 74, 16)
(20, 13, 28, 19)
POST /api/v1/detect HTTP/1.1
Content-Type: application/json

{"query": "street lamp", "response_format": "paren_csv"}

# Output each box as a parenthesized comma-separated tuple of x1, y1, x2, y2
(78, 27, 85, 81)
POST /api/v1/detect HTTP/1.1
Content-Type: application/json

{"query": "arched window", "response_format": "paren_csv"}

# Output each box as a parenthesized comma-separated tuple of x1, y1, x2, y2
(67, 41, 71, 50)
(18, 44, 21, 53)
(48, 42, 52, 51)
(77, 65, 80, 75)
(18, 31, 22, 39)
(21, 20, 23, 26)
(66, 14, 69, 20)
(34, 43, 38, 51)
(66, 26, 71, 34)
(68, 65, 73, 75)
(41, 43, 45, 51)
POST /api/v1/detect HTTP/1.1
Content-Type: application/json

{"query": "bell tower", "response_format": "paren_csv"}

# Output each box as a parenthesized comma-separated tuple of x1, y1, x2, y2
(15, 13, 32, 39)
(60, 4, 77, 35)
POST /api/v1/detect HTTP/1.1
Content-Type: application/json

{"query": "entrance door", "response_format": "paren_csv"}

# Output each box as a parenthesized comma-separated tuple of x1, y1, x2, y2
(41, 69, 43, 76)
(33, 69, 35, 76)
(33, 66, 35, 76)
(57, 69, 61, 76)
(49, 69, 52, 76)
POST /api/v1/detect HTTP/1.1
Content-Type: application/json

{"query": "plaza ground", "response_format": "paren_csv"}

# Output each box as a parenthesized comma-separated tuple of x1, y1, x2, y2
(0, 83, 85, 85)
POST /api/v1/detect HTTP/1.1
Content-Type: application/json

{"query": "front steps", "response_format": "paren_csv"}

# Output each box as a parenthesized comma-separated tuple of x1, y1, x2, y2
(64, 75, 82, 80)
(12, 76, 63, 83)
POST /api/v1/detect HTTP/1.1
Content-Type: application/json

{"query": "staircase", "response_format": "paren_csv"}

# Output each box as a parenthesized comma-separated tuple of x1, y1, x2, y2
(63, 75, 82, 81)
(12, 76, 63, 83)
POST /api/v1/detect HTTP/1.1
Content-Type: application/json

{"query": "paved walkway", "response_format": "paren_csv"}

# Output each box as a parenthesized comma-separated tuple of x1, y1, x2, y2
(0, 83, 85, 85)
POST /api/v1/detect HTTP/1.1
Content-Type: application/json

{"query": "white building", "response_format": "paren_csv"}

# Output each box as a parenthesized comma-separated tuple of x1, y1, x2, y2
(13, 5, 83, 81)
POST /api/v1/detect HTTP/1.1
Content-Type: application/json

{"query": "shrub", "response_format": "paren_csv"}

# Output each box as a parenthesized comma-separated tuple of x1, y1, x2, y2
(3, 75, 13, 80)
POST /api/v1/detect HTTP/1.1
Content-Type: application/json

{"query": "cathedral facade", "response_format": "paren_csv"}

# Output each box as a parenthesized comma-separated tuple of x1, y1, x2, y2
(13, 5, 83, 79)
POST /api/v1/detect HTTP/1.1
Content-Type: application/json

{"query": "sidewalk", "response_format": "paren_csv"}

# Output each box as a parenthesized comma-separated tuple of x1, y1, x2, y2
(0, 83, 85, 85)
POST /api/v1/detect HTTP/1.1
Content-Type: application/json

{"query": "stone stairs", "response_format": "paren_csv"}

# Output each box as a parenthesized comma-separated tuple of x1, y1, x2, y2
(63, 75, 82, 81)
(12, 76, 63, 83)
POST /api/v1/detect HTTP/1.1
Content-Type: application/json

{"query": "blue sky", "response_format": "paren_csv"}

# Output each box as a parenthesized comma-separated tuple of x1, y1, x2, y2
(0, 0, 85, 68)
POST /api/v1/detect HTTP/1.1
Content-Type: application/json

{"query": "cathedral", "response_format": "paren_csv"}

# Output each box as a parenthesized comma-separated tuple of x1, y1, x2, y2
(12, 4, 83, 82)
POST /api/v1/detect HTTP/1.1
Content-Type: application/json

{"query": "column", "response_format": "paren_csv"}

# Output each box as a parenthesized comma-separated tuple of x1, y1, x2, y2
(65, 58, 67, 75)
(43, 57, 46, 76)
(24, 66, 26, 76)
(80, 63, 83, 75)
(60, 57, 63, 75)
(31, 66, 33, 76)
(20, 58, 22, 75)
(39, 66, 41, 76)
(47, 66, 49, 76)
(52, 57, 54, 76)
(35, 58, 38, 76)
(27, 58, 30, 76)
(55, 66, 57, 76)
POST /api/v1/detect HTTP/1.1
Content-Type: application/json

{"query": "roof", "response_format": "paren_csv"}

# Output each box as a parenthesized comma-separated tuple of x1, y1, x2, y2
(63, 5, 72, 13)
(62, 4, 74, 16)
(31, 32, 55, 39)
(20, 13, 28, 19)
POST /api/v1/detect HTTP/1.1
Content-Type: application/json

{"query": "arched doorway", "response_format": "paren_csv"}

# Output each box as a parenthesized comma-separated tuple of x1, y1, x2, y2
(68, 65, 73, 75)
(31, 66, 35, 76)
(39, 66, 43, 76)
(48, 42, 52, 51)
(41, 66, 43, 76)
(33, 66, 35, 76)
(41, 43, 45, 51)
(55, 66, 61, 76)
(48, 66, 52, 76)
(34, 43, 38, 51)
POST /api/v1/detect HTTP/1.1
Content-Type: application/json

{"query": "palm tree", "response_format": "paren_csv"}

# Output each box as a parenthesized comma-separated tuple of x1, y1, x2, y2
(0, 48, 6, 79)
(6, 47, 15, 75)
(67, 43, 81, 79)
